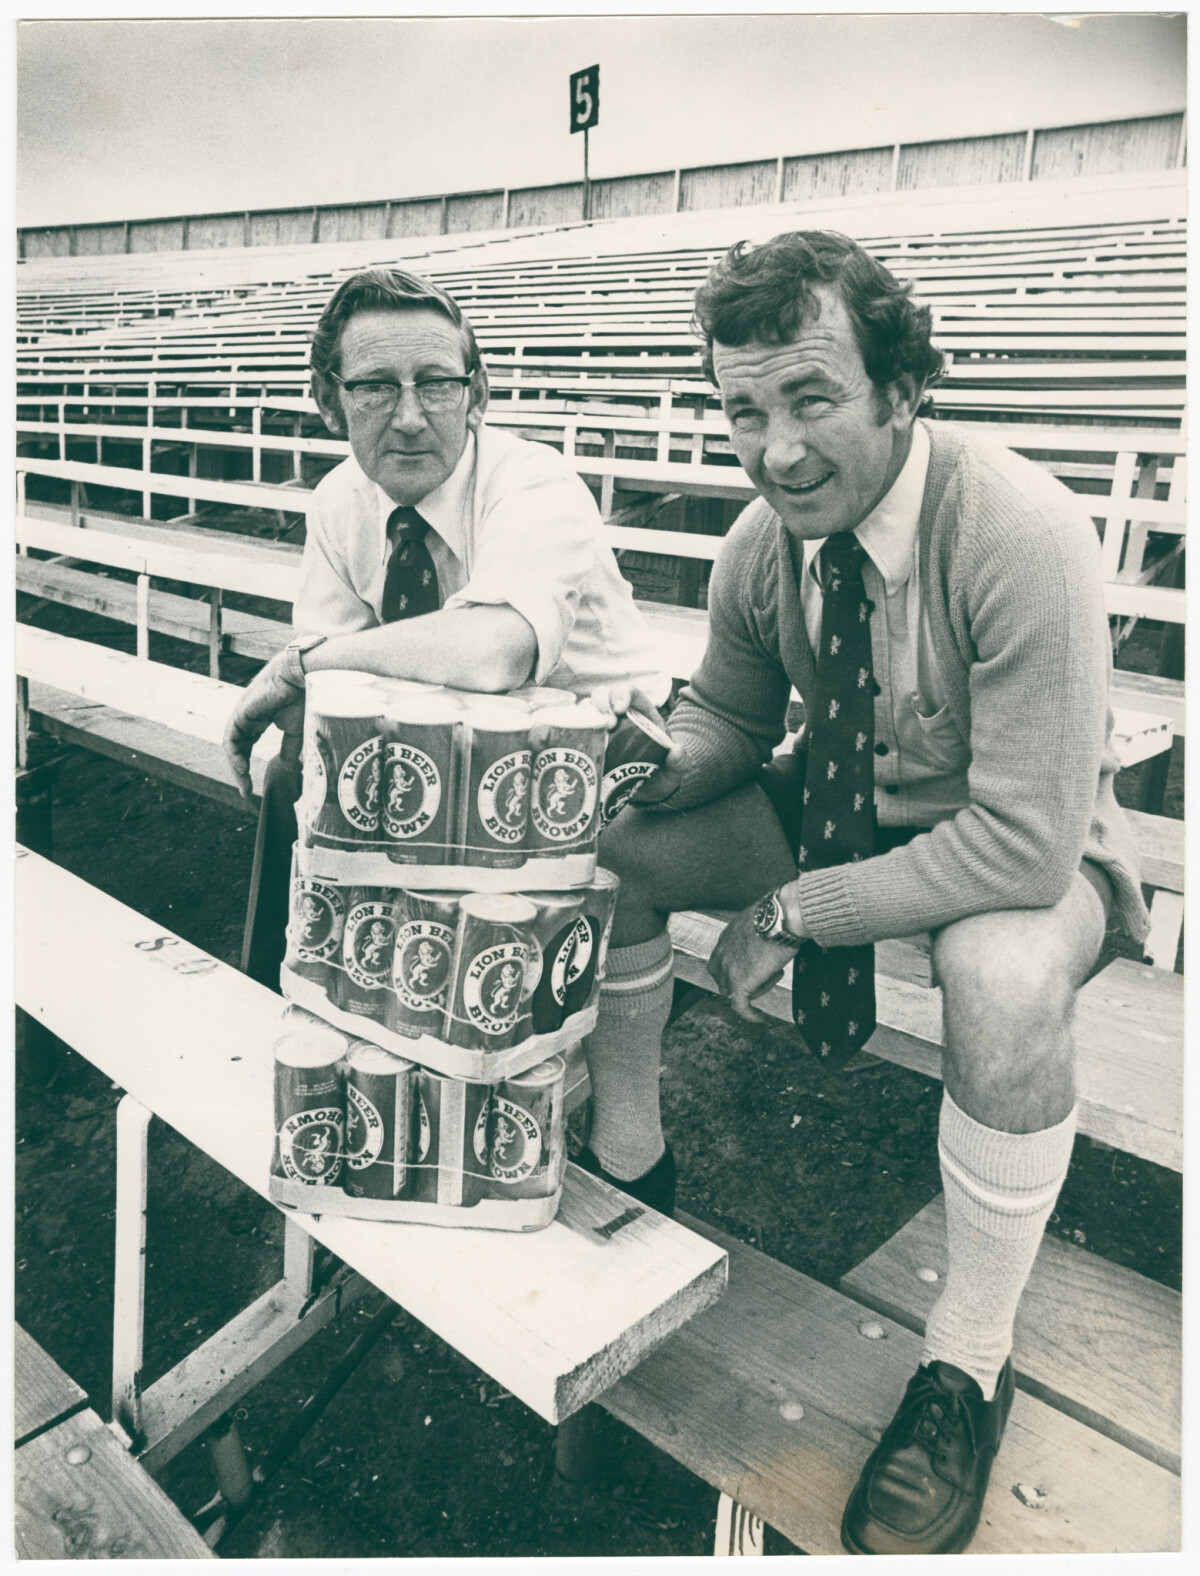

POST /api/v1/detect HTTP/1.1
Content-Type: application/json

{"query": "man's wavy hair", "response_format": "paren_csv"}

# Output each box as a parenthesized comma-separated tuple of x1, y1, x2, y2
(310, 267, 485, 434)
(694, 231, 943, 413)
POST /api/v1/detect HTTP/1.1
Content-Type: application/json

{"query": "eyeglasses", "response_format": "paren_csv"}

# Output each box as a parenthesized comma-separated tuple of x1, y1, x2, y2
(329, 371, 473, 416)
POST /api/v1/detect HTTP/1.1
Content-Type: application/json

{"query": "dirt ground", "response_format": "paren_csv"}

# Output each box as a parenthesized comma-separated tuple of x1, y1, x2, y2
(15, 598, 1183, 1558)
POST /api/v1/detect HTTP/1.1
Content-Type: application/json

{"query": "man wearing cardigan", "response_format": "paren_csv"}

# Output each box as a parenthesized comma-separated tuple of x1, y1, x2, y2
(584, 232, 1149, 1555)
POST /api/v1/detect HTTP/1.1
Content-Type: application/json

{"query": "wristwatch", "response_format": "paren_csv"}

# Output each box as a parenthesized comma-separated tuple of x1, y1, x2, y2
(283, 632, 326, 688)
(751, 886, 806, 948)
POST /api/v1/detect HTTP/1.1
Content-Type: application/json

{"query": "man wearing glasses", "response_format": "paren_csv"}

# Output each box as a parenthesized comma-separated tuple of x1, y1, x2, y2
(224, 266, 668, 985)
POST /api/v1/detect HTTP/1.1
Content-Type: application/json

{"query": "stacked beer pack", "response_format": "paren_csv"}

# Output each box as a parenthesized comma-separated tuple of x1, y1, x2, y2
(270, 673, 672, 1231)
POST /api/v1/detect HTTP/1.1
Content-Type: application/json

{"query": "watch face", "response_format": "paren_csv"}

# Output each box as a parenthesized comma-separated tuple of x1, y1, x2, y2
(752, 893, 779, 937)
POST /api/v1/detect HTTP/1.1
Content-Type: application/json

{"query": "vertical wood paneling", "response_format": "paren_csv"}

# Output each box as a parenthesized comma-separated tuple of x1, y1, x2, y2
(897, 133, 1026, 190)
(445, 192, 505, 233)
(72, 224, 129, 257)
(21, 231, 72, 259)
(1032, 114, 1184, 180)
(387, 199, 443, 238)
(590, 172, 675, 220)
(186, 214, 245, 249)
(250, 210, 317, 247)
(507, 184, 585, 227)
(315, 204, 388, 243)
(679, 160, 778, 212)
(783, 147, 894, 202)
(128, 219, 187, 254)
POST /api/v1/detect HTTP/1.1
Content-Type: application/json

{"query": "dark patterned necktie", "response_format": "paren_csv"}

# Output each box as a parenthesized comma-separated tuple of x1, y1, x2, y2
(791, 532, 877, 1072)
(381, 506, 440, 622)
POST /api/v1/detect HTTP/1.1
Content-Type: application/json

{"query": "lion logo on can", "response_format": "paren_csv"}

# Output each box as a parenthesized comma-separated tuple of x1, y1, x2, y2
(532, 749, 597, 842)
(383, 743, 442, 840)
(345, 902, 396, 988)
(486, 1097, 543, 1182)
(280, 1108, 343, 1185)
(393, 922, 454, 1011)
(345, 1083, 384, 1171)
(289, 880, 344, 961)
(463, 943, 527, 1034)
(599, 760, 657, 828)
(477, 752, 531, 845)
(337, 736, 383, 831)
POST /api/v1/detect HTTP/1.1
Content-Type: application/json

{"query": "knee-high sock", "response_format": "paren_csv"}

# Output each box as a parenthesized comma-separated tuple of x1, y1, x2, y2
(922, 1089, 1077, 1400)
(582, 928, 674, 1181)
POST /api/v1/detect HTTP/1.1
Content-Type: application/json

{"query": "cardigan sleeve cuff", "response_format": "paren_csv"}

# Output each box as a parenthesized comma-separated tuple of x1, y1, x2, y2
(794, 867, 867, 948)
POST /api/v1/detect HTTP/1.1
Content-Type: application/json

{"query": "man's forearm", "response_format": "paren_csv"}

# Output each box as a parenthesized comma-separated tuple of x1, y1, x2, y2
(302, 605, 538, 694)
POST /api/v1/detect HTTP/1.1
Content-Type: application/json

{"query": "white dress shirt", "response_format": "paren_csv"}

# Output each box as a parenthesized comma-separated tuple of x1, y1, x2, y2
(799, 421, 971, 827)
(294, 424, 670, 704)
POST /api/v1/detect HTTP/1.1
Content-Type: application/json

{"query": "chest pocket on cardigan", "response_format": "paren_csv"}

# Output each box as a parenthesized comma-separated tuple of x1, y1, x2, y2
(906, 698, 969, 776)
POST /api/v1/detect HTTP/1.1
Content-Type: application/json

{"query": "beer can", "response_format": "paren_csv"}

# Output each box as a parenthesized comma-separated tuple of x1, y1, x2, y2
(508, 685, 579, 712)
(484, 1056, 566, 1201)
(302, 671, 385, 847)
(528, 702, 607, 857)
(386, 889, 460, 1039)
(272, 1027, 347, 1188)
(337, 888, 398, 1021)
(443, 893, 537, 1051)
(598, 707, 674, 831)
(459, 700, 532, 868)
(283, 846, 346, 996)
(563, 868, 621, 1019)
(411, 1069, 492, 1206)
(523, 890, 587, 1036)
(343, 1041, 417, 1200)
(378, 689, 462, 866)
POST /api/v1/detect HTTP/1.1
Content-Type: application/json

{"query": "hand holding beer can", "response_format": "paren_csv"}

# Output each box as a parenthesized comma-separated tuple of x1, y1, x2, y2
(444, 893, 537, 1051)
(528, 702, 607, 858)
(273, 1026, 349, 1187)
(598, 706, 674, 831)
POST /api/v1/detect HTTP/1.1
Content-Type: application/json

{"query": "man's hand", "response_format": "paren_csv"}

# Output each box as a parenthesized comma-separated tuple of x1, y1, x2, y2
(709, 901, 802, 1023)
(222, 652, 306, 801)
(588, 682, 689, 807)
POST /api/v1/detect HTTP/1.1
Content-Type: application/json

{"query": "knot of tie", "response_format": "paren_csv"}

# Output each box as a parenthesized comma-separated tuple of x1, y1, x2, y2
(821, 531, 867, 579)
(388, 505, 428, 541)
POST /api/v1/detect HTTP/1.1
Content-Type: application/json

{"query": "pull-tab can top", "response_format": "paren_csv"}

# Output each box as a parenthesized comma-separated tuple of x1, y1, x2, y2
(274, 1026, 348, 1067)
(345, 1041, 415, 1074)
(458, 891, 538, 925)
(377, 690, 462, 727)
(509, 686, 578, 711)
(306, 670, 384, 718)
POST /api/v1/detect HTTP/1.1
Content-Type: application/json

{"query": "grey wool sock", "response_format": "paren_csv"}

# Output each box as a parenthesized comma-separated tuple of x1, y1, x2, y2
(921, 1088, 1077, 1400)
(581, 928, 674, 1182)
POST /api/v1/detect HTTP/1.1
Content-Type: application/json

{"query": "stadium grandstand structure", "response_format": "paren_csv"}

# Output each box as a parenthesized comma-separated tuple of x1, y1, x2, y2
(16, 168, 1186, 652)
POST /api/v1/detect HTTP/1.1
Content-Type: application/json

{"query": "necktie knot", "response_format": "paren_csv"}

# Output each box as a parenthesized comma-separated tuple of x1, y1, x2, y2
(820, 532, 867, 584)
(388, 505, 428, 543)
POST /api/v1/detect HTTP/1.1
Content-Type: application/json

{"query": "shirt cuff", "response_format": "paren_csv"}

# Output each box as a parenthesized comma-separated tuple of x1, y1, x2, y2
(794, 867, 867, 948)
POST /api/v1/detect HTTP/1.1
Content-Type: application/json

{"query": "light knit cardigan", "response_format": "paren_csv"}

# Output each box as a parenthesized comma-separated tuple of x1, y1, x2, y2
(666, 420, 1150, 946)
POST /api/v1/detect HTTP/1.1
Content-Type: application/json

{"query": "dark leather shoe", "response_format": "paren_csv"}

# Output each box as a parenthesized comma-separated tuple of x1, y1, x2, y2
(574, 1143, 676, 1217)
(841, 1357, 1015, 1555)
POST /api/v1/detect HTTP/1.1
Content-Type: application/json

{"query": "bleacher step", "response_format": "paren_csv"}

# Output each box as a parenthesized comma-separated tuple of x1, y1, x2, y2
(15, 1324, 88, 1444)
(597, 1213, 1180, 1555)
(840, 1195, 1180, 1474)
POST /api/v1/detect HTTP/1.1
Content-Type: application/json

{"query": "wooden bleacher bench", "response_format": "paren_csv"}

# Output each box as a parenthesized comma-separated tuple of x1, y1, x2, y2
(15, 848, 726, 1451)
(15, 850, 1181, 1555)
(15, 1323, 214, 1558)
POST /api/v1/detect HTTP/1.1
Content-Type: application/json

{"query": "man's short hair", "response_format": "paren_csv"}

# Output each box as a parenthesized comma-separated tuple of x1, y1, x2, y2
(694, 231, 944, 407)
(310, 266, 483, 392)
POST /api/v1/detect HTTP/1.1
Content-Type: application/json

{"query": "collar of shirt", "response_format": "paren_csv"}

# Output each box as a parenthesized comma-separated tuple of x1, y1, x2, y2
(367, 429, 478, 568)
(802, 418, 931, 597)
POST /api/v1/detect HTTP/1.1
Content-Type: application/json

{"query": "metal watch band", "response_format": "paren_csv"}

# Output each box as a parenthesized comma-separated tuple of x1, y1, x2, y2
(284, 632, 325, 687)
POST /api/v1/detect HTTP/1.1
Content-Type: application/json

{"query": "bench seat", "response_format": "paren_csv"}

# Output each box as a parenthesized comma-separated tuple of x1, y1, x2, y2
(596, 1211, 1180, 1554)
(15, 1325, 214, 1560)
(840, 1195, 1180, 1474)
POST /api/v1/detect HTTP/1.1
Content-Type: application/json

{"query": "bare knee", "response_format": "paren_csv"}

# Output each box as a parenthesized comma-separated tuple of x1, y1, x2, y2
(932, 914, 1077, 1038)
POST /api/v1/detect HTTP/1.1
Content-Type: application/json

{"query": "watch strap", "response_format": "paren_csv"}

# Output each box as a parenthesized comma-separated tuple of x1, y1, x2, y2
(284, 632, 326, 688)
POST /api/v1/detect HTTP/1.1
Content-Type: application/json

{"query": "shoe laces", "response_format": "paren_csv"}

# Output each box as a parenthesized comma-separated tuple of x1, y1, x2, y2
(891, 1369, 976, 1466)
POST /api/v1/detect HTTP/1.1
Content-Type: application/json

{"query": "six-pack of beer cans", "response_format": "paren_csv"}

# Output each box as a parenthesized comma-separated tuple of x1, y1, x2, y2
(270, 674, 673, 1231)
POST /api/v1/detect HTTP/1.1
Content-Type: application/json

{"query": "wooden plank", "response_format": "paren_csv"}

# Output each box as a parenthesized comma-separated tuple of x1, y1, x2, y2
(14, 850, 727, 1424)
(840, 1195, 1181, 1474)
(27, 681, 266, 807)
(15, 1407, 215, 1559)
(668, 918, 1183, 1171)
(15, 1325, 88, 1444)
(16, 628, 284, 761)
(17, 558, 289, 662)
(1110, 708, 1172, 769)
(1110, 672, 1185, 737)
(598, 1214, 1181, 1555)
(1123, 808, 1185, 891)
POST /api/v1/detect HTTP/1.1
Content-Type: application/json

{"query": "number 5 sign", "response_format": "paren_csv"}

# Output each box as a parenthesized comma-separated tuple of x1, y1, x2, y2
(570, 64, 599, 133)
